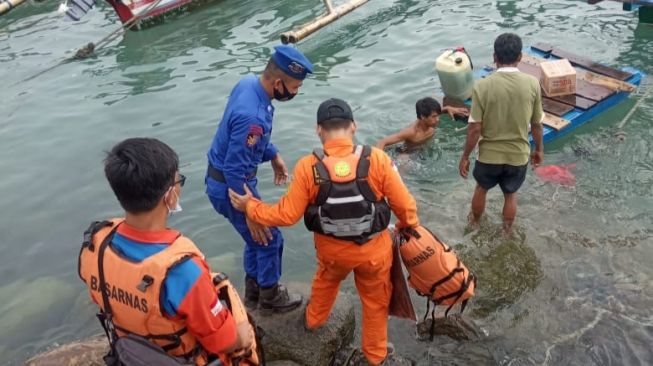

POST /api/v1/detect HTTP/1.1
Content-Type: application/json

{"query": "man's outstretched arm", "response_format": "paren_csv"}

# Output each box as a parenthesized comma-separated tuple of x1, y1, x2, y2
(229, 158, 313, 227)
(376, 127, 412, 150)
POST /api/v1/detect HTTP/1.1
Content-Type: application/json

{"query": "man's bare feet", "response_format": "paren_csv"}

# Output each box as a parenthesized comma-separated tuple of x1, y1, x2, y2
(467, 211, 480, 231)
(502, 219, 514, 237)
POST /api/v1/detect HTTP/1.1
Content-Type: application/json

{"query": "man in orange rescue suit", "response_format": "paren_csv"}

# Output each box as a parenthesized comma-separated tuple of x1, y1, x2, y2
(78, 138, 254, 365)
(229, 98, 420, 365)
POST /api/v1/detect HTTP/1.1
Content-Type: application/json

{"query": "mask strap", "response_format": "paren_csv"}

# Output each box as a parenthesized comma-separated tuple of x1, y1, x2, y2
(164, 186, 176, 212)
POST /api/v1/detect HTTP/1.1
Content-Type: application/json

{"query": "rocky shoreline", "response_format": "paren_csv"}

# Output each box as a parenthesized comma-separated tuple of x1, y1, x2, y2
(25, 283, 482, 366)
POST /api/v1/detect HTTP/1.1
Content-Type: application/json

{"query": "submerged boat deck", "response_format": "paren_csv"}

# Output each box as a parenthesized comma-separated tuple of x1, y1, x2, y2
(457, 44, 646, 145)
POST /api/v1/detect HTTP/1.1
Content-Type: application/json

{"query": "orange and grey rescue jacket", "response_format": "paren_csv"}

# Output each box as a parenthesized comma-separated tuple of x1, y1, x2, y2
(304, 145, 391, 244)
(78, 219, 207, 363)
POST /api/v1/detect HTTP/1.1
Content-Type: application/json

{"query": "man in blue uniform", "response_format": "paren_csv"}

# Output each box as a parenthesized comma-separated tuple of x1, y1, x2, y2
(206, 45, 313, 315)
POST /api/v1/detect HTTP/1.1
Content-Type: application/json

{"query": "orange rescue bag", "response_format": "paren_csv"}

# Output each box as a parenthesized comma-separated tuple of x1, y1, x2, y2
(398, 225, 476, 314)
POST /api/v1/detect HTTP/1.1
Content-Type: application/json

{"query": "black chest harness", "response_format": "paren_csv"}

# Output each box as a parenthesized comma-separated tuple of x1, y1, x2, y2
(303, 145, 391, 245)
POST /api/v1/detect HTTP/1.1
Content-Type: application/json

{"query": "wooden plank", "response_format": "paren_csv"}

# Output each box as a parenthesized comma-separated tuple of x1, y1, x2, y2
(542, 98, 574, 116)
(550, 48, 633, 81)
(575, 79, 614, 101)
(582, 71, 636, 92)
(531, 42, 553, 54)
(542, 113, 571, 131)
(548, 94, 596, 110)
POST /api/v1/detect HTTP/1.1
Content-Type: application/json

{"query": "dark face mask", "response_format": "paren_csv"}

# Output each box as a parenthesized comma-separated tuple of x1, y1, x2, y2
(273, 80, 297, 101)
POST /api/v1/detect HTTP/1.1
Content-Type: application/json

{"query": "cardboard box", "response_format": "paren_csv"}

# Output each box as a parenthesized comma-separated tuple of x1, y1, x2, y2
(540, 59, 576, 97)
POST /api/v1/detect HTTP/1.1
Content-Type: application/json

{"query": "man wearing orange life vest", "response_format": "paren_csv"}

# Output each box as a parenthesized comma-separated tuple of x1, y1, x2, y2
(229, 98, 420, 365)
(78, 138, 254, 365)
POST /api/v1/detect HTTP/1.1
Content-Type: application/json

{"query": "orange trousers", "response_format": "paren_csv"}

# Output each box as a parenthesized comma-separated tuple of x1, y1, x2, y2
(305, 232, 393, 365)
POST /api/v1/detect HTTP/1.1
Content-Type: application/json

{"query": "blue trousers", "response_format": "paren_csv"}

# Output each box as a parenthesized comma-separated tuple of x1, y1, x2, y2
(206, 177, 284, 288)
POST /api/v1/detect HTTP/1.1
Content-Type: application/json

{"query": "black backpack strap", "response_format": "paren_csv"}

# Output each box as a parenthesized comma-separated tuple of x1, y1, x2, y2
(355, 145, 378, 202)
(430, 266, 465, 300)
(421, 297, 439, 342)
(443, 274, 473, 318)
(78, 220, 113, 280)
(312, 148, 326, 160)
(313, 149, 332, 206)
(459, 272, 477, 314)
(96, 224, 121, 350)
(355, 145, 371, 179)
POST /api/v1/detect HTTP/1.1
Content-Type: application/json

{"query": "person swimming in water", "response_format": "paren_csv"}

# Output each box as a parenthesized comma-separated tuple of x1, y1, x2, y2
(375, 97, 469, 152)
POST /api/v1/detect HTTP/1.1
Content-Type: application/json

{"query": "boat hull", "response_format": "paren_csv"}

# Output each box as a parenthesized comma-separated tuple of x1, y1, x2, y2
(105, 0, 198, 26)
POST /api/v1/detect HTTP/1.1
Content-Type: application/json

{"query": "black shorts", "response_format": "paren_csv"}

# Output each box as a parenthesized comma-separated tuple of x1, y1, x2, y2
(473, 161, 528, 194)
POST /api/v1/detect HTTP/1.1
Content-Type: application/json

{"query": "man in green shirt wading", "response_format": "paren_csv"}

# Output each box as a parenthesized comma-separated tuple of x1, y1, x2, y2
(458, 33, 544, 234)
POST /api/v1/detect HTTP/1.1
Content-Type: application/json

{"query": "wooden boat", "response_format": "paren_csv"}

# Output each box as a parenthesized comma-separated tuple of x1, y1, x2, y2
(57, 0, 368, 34)
(104, 0, 198, 25)
(60, 0, 209, 25)
(447, 44, 645, 145)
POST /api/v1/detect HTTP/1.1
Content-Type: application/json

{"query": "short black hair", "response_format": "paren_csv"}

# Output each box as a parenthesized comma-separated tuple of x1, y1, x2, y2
(264, 59, 287, 81)
(319, 118, 353, 131)
(415, 97, 441, 119)
(494, 33, 522, 65)
(104, 138, 178, 213)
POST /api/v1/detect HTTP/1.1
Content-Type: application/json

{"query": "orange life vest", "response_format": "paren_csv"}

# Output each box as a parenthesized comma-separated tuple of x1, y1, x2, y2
(304, 145, 391, 244)
(398, 225, 476, 311)
(211, 273, 260, 366)
(78, 219, 209, 364)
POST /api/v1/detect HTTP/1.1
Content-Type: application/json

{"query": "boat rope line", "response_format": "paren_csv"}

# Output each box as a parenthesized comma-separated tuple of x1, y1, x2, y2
(13, 0, 166, 86)
(614, 76, 652, 140)
(74, 0, 167, 58)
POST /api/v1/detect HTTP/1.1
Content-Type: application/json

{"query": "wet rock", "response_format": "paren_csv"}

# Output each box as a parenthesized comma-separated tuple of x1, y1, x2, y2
(332, 345, 413, 366)
(420, 341, 495, 366)
(462, 237, 543, 318)
(25, 336, 108, 366)
(249, 282, 355, 366)
(25, 282, 355, 366)
(416, 314, 484, 341)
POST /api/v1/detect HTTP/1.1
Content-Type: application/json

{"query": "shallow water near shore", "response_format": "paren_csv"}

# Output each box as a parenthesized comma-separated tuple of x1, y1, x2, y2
(1, 0, 652, 364)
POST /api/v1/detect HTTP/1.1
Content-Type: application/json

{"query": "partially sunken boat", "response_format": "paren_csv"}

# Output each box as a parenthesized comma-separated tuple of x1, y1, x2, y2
(445, 43, 645, 145)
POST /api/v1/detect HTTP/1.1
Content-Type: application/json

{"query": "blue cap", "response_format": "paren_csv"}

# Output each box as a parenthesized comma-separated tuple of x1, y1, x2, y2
(270, 45, 314, 80)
